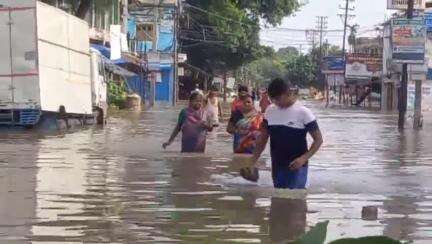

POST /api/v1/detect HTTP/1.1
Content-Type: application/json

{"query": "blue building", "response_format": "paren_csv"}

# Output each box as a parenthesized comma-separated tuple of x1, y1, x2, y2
(127, 0, 179, 104)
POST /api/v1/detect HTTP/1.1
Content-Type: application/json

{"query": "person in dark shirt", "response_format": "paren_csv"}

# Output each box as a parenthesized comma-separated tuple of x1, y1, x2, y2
(250, 78, 323, 189)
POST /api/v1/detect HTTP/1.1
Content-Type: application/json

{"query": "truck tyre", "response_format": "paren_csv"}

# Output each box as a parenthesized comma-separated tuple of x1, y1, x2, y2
(95, 107, 104, 125)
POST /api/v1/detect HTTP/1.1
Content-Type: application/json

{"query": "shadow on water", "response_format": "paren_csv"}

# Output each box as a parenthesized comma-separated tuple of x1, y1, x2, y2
(1, 102, 432, 243)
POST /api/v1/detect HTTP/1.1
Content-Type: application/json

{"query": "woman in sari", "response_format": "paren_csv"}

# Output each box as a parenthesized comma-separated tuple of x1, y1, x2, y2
(227, 95, 263, 154)
(163, 91, 213, 153)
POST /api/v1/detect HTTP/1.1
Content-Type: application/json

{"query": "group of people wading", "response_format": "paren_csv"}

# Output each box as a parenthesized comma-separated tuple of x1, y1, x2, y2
(163, 78, 323, 189)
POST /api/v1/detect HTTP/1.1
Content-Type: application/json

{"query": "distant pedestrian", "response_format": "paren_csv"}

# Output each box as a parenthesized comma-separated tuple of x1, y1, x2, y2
(231, 85, 249, 114)
(163, 91, 213, 153)
(259, 89, 271, 113)
(205, 87, 223, 127)
(246, 78, 323, 189)
(227, 94, 263, 154)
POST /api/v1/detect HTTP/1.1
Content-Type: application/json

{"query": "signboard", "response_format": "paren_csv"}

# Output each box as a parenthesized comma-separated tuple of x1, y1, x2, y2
(110, 25, 122, 60)
(387, 0, 425, 10)
(345, 53, 382, 79)
(227, 77, 235, 89)
(178, 67, 184, 76)
(178, 53, 187, 63)
(425, 14, 432, 80)
(407, 80, 432, 111)
(321, 56, 345, 74)
(391, 17, 426, 63)
(326, 74, 345, 87)
(425, 12, 432, 31)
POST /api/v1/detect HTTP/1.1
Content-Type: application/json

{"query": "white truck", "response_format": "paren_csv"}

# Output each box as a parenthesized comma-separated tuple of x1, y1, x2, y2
(0, 0, 107, 127)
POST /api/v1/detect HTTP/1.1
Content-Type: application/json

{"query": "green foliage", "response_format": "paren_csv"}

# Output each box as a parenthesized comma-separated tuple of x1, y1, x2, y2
(329, 237, 403, 244)
(293, 221, 405, 244)
(108, 81, 127, 108)
(238, 46, 319, 88)
(283, 53, 317, 87)
(293, 221, 328, 244)
(237, 42, 344, 89)
(326, 44, 343, 56)
(183, 0, 301, 74)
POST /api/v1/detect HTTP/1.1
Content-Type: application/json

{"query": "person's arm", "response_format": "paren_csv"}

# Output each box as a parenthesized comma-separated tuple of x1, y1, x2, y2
(200, 120, 214, 132)
(250, 124, 269, 166)
(226, 110, 240, 134)
(163, 110, 184, 149)
(227, 121, 236, 134)
(218, 102, 223, 117)
(289, 128, 323, 170)
(163, 124, 181, 149)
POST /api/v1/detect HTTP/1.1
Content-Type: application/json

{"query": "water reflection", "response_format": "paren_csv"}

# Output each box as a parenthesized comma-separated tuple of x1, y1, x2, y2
(269, 197, 306, 243)
(1, 104, 432, 242)
(0, 135, 38, 244)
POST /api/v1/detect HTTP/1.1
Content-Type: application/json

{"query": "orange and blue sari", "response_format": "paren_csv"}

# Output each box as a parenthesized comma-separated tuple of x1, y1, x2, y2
(233, 110, 263, 154)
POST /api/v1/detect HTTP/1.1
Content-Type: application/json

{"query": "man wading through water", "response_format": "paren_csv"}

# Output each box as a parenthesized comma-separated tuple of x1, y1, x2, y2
(243, 78, 323, 189)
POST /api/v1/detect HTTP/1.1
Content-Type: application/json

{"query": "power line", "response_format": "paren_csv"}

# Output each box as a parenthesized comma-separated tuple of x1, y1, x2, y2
(339, 0, 356, 55)
(180, 36, 224, 43)
(262, 40, 313, 46)
(262, 27, 343, 33)
(184, 3, 258, 28)
(316, 16, 328, 60)
(261, 37, 312, 43)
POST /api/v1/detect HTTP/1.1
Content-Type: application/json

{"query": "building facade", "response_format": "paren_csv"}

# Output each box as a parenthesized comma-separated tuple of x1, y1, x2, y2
(128, 0, 178, 104)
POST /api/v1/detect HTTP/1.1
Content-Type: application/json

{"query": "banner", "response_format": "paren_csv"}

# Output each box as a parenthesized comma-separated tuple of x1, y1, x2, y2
(110, 25, 122, 60)
(345, 53, 382, 79)
(407, 80, 432, 111)
(391, 17, 426, 63)
(321, 56, 345, 74)
(326, 74, 345, 87)
(387, 0, 425, 10)
(425, 13, 432, 79)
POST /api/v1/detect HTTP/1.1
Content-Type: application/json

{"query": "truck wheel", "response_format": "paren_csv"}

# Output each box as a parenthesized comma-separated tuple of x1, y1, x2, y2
(95, 108, 104, 125)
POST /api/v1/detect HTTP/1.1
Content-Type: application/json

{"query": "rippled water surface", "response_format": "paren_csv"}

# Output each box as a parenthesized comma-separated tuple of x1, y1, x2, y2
(1, 102, 432, 243)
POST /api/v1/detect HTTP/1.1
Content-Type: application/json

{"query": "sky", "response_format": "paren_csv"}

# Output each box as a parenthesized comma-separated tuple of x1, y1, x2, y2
(260, 0, 394, 51)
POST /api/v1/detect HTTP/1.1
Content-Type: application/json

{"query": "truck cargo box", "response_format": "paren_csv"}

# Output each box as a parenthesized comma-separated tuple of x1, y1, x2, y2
(0, 0, 93, 125)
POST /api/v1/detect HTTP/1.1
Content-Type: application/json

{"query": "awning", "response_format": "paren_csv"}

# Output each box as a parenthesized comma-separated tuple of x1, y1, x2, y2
(90, 44, 128, 65)
(103, 56, 136, 78)
(91, 47, 136, 78)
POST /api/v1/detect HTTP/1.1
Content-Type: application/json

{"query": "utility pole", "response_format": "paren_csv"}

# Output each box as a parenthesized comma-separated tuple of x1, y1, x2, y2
(339, 0, 355, 56)
(173, 1, 179, 106)
(306, 29, 318, 48)
(316, 16, 328, 105)
(411, 0, 423, 130)
(316, 16, 328, 61)
(338, 0, 355, 107)
(399, 0, 414, 129)
(414, 74, 422, 129)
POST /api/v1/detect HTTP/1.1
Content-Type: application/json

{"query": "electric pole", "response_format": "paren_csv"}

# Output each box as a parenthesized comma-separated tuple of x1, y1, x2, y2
(306, 29, 318, 48)
(399, 0, 415, 129)
(173, 2, 179, 106)
(316, 16, 328, 61)
(339, 0, 355, 56)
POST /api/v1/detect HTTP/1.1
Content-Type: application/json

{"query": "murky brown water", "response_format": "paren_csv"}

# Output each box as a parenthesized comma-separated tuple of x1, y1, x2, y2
(1, 102, 432, 243)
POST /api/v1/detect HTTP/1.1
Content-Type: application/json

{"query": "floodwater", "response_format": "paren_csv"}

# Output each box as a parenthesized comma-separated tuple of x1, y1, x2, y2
(1, 102, 432, 243)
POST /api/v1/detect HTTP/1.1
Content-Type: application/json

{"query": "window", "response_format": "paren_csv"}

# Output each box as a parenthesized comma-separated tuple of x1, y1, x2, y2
(137, 23, 155, 41)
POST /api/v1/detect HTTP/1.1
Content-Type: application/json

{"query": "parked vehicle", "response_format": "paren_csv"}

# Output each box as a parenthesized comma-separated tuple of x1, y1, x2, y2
(0, 0, 107, 127)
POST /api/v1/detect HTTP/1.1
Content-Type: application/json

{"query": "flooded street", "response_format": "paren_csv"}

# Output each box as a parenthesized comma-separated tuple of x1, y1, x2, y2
(2, 102, 432, 243)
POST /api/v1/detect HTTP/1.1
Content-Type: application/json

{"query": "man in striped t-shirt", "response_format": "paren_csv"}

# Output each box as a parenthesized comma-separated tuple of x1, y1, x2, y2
(250, 78, 323, 189)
